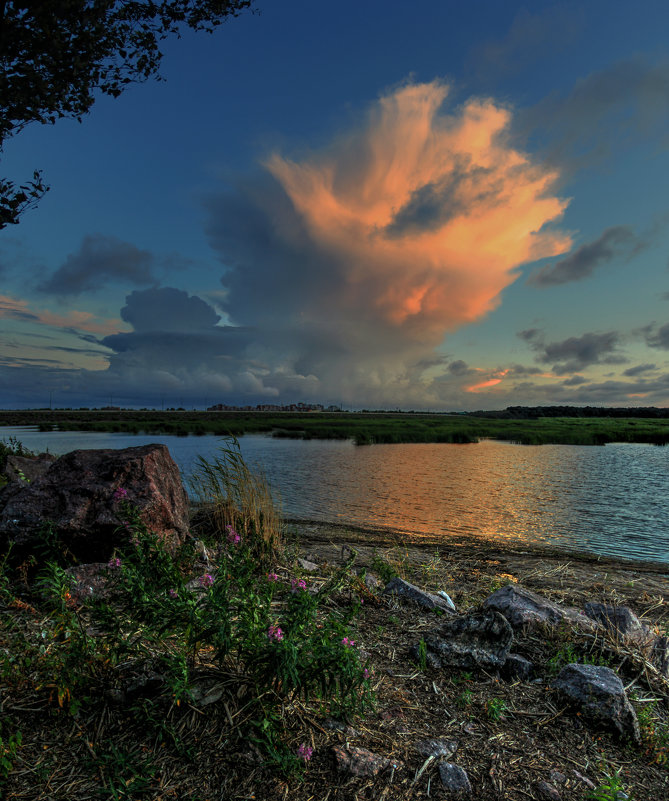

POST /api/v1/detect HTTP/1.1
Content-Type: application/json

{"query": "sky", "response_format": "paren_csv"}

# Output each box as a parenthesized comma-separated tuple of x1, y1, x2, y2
(2, 0, 669, 411)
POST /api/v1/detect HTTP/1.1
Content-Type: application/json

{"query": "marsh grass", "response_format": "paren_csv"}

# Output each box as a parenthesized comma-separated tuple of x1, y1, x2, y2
(189, 437, 281, 559)
(4, 410, 669, 445)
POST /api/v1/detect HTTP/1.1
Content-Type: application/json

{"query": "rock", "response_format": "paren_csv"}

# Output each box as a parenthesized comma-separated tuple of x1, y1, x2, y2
(548, 770, 567, 786)
(483, 584, 596, 632)
(551, 664, 640, 743)
(412, 610, 513, 671)
(0, 452, 56, 486)
(501, 653, 533, 681)
(535, 781, 561, 800)
(436, 590, 457, 612)
(583, 603, 651, 643)
(322, 719, 360, 737)
(383, 577, 456, 612)
(414, 739, 458, 759)
(332, 745, 399, 777)
(0, 444, 189, 563)
(297, 557, 319, 572)
(124, 672, 165, 700)
(572, 770, 596, 790)
(189, 679, 224, 707)
(438, 762, 472, 797)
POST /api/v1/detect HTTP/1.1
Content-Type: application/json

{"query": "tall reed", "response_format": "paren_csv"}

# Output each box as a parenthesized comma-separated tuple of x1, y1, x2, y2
(189, 437, 281, 557)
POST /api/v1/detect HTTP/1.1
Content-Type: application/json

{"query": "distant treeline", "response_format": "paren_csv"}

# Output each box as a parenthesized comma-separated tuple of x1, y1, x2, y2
(1, 409, 669, 446)
(475, 406, 669, 419)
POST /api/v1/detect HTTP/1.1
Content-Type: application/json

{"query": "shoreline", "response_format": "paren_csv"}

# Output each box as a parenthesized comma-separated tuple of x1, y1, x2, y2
(284, 517, 669, 619)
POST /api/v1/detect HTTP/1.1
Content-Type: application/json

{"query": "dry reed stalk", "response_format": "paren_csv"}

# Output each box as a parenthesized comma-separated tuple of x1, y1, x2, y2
(189, 437, 281, 555)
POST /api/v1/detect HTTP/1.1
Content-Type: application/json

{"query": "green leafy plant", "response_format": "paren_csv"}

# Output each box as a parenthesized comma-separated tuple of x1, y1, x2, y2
(586, 766, 632, 801)
(0, 730, 22, 785)
(417, 638, 428, 671)
(633, 695, 669, 766)
(485, 697, 507, 721)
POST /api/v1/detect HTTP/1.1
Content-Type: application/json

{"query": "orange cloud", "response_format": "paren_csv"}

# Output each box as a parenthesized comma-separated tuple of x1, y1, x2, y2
(266, 80, 571, 345)
(466, 369, 510, 393)
(0, 294, 123, 335)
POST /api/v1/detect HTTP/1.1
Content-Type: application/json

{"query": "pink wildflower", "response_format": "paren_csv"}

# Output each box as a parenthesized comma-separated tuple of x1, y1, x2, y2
(225, 525, 241, 545)
(296, 743, 313, 762)
(199, 573, 214, 588)
(268, 623, 284, 642)
(291, 578, 307, 593)
(107, 557, 122, 569)
(267, 572, 279, 582)
(112, 487, 128, 502)
(342, 637, 355, 647)
(168, 588, 178, 598)
(363, 667, 370, 679)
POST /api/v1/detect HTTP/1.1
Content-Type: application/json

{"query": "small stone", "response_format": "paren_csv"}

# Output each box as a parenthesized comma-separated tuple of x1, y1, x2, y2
(501, 653, 533, 681)
(438, 762, 472, 797)
(483, 584, 596, 632)
(436, 590, 457, 611)
(332, 745, 398, 777)
(417, 609, 513, 671)
(549, 770, 567, 785)
(535, 781, 561, 800)
(572, 770, 596, 790)
(552, 664, 640, 743)
(414, 738, 458, 759)
(383, 577, 456, 612)
(583, 603, 650, 643)
(297, 557, 319, 572)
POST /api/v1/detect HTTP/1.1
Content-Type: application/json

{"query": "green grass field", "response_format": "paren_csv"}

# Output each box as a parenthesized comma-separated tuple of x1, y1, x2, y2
(1, 409, 669, 445)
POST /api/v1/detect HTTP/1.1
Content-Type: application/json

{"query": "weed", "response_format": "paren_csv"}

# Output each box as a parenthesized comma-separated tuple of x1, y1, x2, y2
(633, 695, 669, 766)
(486, 697, 507, 721)
(417, 638, 427, 671)
(457, 688, 473, 707)
(586, 766, 632, 800)
(546, 641, 613, 676)
(0, 730, 22, 786)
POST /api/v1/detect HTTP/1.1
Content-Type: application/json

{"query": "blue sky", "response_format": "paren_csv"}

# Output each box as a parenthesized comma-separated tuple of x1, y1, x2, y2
(2, 0, 669, 410)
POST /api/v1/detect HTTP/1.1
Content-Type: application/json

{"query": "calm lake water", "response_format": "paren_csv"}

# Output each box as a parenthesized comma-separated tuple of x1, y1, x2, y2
(2, 426, 668, 564)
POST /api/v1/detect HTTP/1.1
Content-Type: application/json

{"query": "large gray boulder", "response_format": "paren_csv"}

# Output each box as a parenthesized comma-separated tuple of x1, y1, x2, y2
(412, 609, 513, 670)
(551, 663, 640, 743)
(483, 584, 596, 632)
(0, 452, 56, 485)
(0, 444, 189, 563)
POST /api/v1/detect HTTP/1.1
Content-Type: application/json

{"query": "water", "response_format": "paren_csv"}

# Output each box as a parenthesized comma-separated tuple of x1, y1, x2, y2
(2, 426, 668, 564)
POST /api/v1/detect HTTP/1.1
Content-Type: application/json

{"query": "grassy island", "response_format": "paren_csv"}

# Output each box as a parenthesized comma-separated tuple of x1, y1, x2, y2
(2, 409, 669, 446)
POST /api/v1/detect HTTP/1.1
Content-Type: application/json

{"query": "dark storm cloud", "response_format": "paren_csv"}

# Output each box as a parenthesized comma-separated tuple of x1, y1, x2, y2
(645, 322, 669, 350)
(468, 4, 584, 83)
(515, 58, 669, 171)
(37, 234, 157, 296)
(384, 162, 497, 237)
(119, 287, 221, 332)
(623, 363, 657, 377)
(448, 359, 470, 376)
(520, 329, 624, 372)
(562, 375, 587, 386)
(507, 364, 544, 376)
(527, 226, 637, 287)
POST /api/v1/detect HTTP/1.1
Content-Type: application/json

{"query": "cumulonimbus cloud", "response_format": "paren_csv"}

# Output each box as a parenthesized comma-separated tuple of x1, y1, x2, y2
(261, 80, 571, 344)
(203, 80, 572, 405)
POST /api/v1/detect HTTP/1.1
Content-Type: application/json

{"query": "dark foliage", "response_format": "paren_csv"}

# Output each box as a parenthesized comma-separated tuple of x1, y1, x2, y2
(0, 0, 253, 227)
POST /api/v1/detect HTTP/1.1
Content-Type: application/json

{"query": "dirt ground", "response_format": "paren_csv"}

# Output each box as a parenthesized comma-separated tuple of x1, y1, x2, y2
(4, 521, 669, 801)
